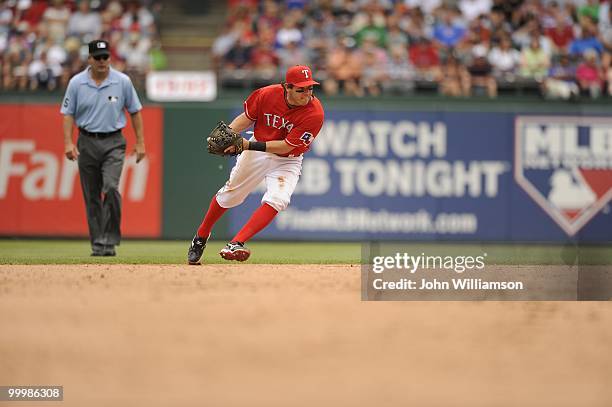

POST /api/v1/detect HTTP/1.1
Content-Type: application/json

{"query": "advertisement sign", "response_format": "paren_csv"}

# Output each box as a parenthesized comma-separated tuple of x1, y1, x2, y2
(515, 115, 612, 236)
(230, 111, 612, 242)
(0, 104, 163, 237)
(146, 71, 217, 102)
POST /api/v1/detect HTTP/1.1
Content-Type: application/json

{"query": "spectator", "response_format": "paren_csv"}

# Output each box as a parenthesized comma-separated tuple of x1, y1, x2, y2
(302, 10, 337, 71)
(117, 31, 151, 75)
(2, 30, 31, 90)
(0, 1, 13, 37)
(514, 18, 553, 57)
(276, 15, 302, 48)
(148, 39, 166, 71)
(541, 1, 566, 30)
(19, 0, 48, 29)
(467, 15, 492, 45)
(359, 48, 385, 96)
(28, 50, 60, 90)
(404, 0, 442, 15)
(256, 0, 282, 33)
(277, 40, 309, 75)
(545, 13, 575, 54)
(576, 49, 604, 98)
(32, 25, 67, 78)
(224, 36, 254, 70)
(568, 26, 604, 57)
(599, 6, 612, 52)
(350, 1, 387, 36)
(432, 9, 466, 50)
(354, 13, 387, 48)
(323, 37, 361, 96)
(409, 37, 441, 81)
(488, 8, 512, 43)
(211, 25, 240, 70)
(402, 7, 432, 43)
(607, 64, 612, 96)
(382, 45, 416, 94)
(67, 0, 102, 43)
(459, 0, 492, 22)
(520, 37, 550, 80)
(489, 35, 520, 79)
(249, 40, 279, 81)
(120, 0, 155, 37)
(438, 54, 469, 97)
(578, 0, 600, 23)
(543, 53, 579, 99)
(42, 0, 71, 43)
(465, 45, 497, 97)
(386, 14, 409, 50)
(455, 28, 481, 64)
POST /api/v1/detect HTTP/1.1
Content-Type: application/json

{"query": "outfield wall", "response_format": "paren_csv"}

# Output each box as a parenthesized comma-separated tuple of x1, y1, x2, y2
(1, 94, 611, 242)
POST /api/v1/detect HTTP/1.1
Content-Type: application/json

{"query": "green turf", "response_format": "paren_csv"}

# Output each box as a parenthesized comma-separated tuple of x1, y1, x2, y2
(0, 239, 611, 265)
(0, 239, 361, 264)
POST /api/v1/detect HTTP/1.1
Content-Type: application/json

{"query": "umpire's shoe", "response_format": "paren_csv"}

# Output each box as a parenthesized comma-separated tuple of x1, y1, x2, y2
(187, 234, 209, 265)
(220, 241, 251, 262)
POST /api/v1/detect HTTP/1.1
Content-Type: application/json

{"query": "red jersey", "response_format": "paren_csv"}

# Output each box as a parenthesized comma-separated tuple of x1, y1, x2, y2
(244, 84, 325, 157)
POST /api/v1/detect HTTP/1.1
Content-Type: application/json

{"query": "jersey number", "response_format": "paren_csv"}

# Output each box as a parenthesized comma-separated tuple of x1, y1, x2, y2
(300, 132, 313, 145)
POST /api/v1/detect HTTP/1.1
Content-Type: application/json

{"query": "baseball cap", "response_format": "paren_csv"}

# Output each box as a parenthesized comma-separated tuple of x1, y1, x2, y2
(88, 40, 110, 57)
(285, 65, 319, 87)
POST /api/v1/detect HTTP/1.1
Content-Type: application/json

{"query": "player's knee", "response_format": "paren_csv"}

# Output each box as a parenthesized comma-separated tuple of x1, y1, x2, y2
(216, 192, 244, 209)
(102, 182, 119, 195)
(263, 195, 290, 212)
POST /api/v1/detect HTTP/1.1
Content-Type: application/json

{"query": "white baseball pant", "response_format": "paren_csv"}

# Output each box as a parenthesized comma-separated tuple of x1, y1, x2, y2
(215, 150, 303, 212)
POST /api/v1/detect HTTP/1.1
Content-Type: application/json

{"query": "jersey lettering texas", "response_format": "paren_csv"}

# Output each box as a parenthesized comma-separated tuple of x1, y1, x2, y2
(263, 113, 294, 132)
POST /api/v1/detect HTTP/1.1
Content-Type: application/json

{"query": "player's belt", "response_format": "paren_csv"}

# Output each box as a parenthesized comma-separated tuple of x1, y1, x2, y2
(79, 128, 121, 138)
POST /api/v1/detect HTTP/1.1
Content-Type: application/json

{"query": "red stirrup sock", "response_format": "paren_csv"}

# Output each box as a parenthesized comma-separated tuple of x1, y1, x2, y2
(197, 196, 227, 238)
(233, 203, 278, 243)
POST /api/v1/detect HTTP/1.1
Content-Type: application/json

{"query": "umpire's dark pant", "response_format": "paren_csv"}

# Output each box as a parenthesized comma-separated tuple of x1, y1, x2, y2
(77, 131, 126, 251)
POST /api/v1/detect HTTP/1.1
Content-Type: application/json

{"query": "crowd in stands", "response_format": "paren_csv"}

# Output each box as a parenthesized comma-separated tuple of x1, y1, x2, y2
(0, 0, 162, 91)
(214, 0, 612, 99)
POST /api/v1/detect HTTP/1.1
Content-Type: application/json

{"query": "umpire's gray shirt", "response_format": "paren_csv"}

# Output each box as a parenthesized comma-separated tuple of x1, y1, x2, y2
(60, 66, 142, 132)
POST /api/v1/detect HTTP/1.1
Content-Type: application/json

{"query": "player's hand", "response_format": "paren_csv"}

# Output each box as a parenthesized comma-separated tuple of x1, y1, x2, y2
(223, 138, 248, 155)
(133, 143, 146, 163)
(65, 143, 79, 161)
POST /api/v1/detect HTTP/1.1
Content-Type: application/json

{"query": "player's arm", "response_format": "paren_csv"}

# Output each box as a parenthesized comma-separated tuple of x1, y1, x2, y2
(63, 115, 78, 161)
(130, 110, 146, 163)
(239, 139, 294, 154)
(61, 79, 79, 161)
(228, 113, 254, 134)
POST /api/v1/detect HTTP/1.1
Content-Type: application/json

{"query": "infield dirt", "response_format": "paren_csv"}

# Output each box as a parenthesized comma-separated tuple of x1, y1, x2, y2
(1, 264, 611, 406)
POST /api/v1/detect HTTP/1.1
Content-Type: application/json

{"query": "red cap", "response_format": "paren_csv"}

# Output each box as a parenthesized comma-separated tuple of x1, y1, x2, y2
(285, 65, 319, 87)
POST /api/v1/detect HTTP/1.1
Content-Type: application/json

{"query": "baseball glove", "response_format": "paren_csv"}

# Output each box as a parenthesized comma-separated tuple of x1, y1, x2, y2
(207, 121, 244, 156)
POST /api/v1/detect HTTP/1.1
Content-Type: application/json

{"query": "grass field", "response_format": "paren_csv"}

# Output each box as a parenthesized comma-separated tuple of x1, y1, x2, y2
(1, 239, 611, 264)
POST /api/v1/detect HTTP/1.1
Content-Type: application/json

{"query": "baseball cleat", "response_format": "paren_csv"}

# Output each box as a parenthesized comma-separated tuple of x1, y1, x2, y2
(91, 245, 115, 256)
(187, 234, 209, 265)
(219, 241, 251, 262)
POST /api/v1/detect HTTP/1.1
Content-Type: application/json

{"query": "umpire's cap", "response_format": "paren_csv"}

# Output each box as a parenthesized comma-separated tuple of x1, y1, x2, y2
(88, 39, 110, 57)
(285, 65, 319, 87)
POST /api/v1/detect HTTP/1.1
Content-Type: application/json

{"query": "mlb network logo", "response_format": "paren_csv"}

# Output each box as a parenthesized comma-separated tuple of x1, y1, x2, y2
(515, 116, 612, 236)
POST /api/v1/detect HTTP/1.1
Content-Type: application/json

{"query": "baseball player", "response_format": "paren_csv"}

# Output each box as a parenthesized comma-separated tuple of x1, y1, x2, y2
(188, 65, 325, 264)
(61, 39, 146, 256)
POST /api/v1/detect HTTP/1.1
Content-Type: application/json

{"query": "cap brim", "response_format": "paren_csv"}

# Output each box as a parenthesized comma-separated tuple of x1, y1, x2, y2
(291, 80, 319, 87)
(91, 50, 110, 57)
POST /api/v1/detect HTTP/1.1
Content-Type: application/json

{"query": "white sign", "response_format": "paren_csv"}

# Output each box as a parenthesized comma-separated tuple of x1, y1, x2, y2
(146, 71, 217, 102)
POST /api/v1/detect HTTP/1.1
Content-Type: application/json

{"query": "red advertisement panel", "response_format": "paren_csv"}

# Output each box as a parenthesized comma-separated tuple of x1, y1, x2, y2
(0, 104, 163, 237)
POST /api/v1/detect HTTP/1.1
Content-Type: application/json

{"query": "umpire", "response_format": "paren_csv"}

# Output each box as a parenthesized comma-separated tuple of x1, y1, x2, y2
(61, 39, 146, 256)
